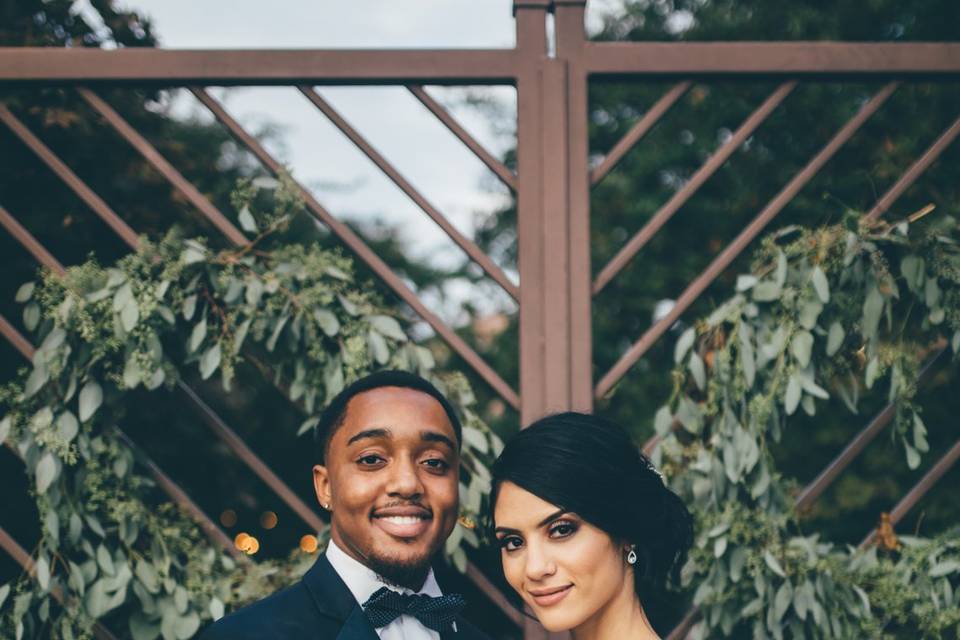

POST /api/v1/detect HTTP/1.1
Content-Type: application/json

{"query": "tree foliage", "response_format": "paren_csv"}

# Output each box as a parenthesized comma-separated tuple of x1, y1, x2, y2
(655, 210, 960, 638)
(0, 182, 501, 639)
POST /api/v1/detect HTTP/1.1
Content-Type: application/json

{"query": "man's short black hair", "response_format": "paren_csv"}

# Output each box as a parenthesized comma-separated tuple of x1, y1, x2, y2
(315, 370, 462, 463)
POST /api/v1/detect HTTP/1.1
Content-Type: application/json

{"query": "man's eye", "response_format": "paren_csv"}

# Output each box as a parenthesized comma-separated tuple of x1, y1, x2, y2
(499, 536, 523, 552)
(422, 458, 449, 472)
(549, 521, 577, 538)
(357, 455, 385, 466)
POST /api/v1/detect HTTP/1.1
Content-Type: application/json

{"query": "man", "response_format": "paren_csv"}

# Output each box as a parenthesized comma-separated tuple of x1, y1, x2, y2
(201, 370, 490, 639)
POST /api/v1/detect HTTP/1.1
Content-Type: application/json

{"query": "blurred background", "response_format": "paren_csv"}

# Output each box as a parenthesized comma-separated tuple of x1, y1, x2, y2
(1, 1, 958, 637)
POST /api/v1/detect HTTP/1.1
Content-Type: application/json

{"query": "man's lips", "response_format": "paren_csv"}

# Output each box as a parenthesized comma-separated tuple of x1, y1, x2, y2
(528, 584, 573, 607)
(371, 505, 432, 539)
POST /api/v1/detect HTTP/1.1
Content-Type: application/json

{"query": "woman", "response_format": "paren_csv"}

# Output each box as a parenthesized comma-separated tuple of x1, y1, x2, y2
(489, 412, 692, 639)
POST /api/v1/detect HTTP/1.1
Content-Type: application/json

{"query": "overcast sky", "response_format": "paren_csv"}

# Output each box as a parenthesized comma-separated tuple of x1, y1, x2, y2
(76, 0, 623, 323)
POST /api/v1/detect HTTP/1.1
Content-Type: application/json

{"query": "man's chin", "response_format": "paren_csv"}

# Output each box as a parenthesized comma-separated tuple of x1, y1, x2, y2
(366, 549, 434, 590)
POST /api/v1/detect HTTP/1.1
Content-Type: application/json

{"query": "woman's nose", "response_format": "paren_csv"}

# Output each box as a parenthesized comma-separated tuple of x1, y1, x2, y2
(524, 541, 557, 581)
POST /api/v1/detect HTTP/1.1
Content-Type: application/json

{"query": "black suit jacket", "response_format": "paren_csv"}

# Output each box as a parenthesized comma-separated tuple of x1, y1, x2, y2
(200, 554, 490, 640)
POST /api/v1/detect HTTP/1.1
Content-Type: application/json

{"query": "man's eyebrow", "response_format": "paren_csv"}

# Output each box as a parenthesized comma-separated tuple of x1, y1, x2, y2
(421, 431, 456, 450)
(346, 428, 392, 446)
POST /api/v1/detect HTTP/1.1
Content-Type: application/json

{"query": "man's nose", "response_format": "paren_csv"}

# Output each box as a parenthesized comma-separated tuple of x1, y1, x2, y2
(385, 456, 424, 497)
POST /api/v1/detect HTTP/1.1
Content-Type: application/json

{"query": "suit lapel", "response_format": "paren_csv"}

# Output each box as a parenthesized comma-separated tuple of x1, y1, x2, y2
(302, 554, 379, 640)
(335, 605, 380, 640)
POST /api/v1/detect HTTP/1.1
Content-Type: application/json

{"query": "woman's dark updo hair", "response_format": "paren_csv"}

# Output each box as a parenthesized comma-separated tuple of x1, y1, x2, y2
(490, 412, 693, 615)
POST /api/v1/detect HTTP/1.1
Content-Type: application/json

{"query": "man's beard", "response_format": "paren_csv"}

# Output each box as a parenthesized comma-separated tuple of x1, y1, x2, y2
(366, 550, 434, 591)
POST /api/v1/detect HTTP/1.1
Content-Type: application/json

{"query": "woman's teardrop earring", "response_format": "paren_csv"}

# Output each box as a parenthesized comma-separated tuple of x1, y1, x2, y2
(626, 546, 638, 565)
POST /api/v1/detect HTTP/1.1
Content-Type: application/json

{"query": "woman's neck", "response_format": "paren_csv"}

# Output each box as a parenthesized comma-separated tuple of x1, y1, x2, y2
(571, 578, 660, 640)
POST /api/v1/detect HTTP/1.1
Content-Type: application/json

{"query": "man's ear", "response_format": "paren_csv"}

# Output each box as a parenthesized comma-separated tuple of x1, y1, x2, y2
(313, 464, 333, 511)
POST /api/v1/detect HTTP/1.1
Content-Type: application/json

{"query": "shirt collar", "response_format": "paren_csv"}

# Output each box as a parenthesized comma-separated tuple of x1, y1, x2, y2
(325, 538, 444, 605)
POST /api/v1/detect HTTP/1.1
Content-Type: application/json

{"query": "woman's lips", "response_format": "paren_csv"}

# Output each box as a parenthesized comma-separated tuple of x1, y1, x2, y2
(528, 584, 573, 607)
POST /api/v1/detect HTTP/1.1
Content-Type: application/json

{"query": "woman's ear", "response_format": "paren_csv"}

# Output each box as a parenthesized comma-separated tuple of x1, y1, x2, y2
(313, 464, 332, 511)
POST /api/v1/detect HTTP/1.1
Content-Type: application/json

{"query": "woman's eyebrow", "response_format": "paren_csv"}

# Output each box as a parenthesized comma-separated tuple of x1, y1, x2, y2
(494, 526, 520, 536)
(537, 509, 570, 528)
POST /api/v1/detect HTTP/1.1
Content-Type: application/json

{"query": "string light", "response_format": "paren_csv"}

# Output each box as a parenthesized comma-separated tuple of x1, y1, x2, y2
(234, 532, 260, 555)
(299, 535, 319, 553)
(219, 509, 237, 528)
(260, 511, 278, 530)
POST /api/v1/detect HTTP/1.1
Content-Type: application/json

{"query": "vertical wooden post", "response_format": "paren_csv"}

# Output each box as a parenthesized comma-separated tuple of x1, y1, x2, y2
(515, 2, 588, 635)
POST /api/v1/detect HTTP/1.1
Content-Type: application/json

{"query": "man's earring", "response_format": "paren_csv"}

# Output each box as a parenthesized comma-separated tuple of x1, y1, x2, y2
(322, 502, 331, 510)
(626, 546, 638, 565)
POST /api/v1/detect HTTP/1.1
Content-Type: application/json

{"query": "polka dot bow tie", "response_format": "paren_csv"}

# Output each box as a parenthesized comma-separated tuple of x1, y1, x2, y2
(362, 586, 466, 632)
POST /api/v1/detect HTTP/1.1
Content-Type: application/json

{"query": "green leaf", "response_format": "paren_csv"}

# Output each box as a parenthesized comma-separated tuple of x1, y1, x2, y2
(79, 380, 103, 422)
(798, 301, 822, 330)
(296, 416, 319, 437)
(714, 536, 728, 558)
(689, 352, 706, 390)
(774, 250, 787, 287)
(752, 281, 781, 302)
(790, 331, 814, 368)
(209, 597, 225, 621)
(736, 275, 758, 291)
(238, 205, 258, 233)
(764, 550, 787, 578)
(861, 286, 884, 340)
(913, 413, 929, 453)
(929, 560, 960, 578)
(462, 425, 489, 454)
(811, 265, 830, 303)
(314, 309, 340, 337)
(36, 556, 50, 591)
(199, 343, 222, 380)
(904, 443, 921, 470)
(774, 582, 793, 622)
(0, 416, 11, 446)
(181, 294, 197, 321)
(96, 544, 115, 576)
(129, 613, 161, 640)
(674, 327, 695, 364)
(23, 302, 41, 331)
(865, 357, 880, 389)
(15, 282, 35, 303)
(0, 583, 10, 609)
(368, 315, 407, 342)
(784, 374, 802, 415)
(653, 405, 672, 437)
(188, 317, 207, 353)
(826, 322, 845, 356)
(36, 452, 57, 494)
(135, 560, 160, 594)
(368, 330, 390, 365)
(57, 411, 79, 443)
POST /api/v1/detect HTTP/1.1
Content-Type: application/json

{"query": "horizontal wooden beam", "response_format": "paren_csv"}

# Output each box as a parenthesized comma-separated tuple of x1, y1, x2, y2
(585, 42, 960, 76)
(0, 48, 519, 85)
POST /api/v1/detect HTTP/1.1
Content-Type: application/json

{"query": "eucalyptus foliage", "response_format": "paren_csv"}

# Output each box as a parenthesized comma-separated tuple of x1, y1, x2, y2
(0, 179, 501, 640)
(654, 211, 960, 638)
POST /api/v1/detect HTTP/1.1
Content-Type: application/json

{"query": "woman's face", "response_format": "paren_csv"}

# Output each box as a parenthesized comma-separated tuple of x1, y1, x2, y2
(493, 481, 633, 632)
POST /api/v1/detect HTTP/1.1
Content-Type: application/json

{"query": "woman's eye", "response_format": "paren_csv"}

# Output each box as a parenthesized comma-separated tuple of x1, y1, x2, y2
(499, 536, 524, 552)
(549, 521, 577, 538)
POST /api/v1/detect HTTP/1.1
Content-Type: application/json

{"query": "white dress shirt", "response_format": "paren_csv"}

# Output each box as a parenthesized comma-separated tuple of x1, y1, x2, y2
(325, 539, 454, 639)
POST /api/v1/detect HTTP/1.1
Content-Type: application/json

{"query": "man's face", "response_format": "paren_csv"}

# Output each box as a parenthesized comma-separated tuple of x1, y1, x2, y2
(313, 386, 459, 587)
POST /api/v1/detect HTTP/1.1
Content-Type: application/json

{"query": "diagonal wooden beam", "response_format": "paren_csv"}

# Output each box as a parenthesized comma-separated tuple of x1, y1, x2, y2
(861, 437, 960, 547)
(589, 81, 691, 186)
(190, 87, 520, 410)
(407, 85, 517, 192)
(595, 82, 898, 399)
(593, 81, 797, 294)
(865, 113, 960, 222)
(0, 104, 140, 249)
(298, 86, 519, 301)
(76, 88, 248, 246)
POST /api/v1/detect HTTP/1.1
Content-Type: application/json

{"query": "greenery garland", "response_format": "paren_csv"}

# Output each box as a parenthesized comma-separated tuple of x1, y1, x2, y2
(1, 180, 958, 639)
(0, 178, 502, 640)
(654, 209, 960, 638)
